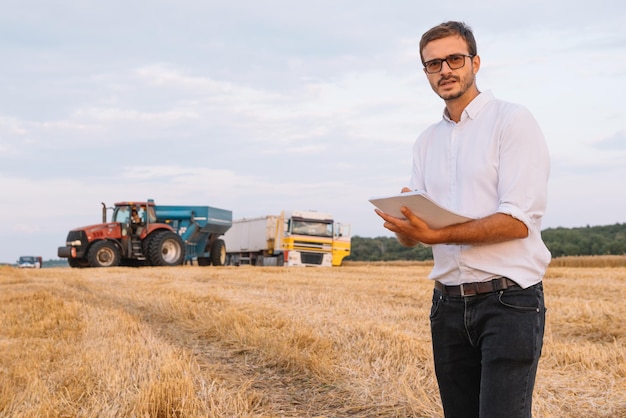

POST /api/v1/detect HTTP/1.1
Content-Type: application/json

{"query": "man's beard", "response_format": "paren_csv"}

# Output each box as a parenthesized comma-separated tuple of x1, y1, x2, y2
(435, 73, 475, 101)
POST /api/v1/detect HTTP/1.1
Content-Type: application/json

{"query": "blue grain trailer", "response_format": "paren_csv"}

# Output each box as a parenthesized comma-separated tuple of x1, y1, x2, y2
(58, 199, 232, 268)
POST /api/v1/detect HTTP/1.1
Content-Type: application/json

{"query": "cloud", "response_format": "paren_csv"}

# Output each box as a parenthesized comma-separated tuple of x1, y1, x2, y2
(592, 130, 626, 151)
(71, 106, 200, 125)
(12, 223, 41, 234)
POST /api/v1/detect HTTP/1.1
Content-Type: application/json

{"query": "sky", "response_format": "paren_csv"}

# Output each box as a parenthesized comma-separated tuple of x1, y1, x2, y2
(1, 1, 625, 263)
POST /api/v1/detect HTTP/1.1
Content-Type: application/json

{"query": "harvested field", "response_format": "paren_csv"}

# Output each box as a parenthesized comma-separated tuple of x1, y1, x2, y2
(1, 264, 624, 417)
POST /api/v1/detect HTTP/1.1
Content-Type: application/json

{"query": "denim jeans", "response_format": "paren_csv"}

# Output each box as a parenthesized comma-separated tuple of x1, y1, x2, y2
(430, 282, 545, 418)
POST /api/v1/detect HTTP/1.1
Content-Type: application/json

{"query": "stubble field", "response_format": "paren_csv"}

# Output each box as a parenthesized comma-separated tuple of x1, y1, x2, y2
(1, 262, 624, 417)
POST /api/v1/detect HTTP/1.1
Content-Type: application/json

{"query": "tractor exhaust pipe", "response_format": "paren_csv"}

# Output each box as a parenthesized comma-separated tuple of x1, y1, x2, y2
(101, 202, 107, 223)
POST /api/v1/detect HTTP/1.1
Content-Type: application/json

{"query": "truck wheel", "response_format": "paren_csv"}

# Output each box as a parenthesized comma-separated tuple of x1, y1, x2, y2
(68, 258, 90, 268)
(87, 241, 120, 268)
(210, 239, 226, 266)
(148, 231, 185, 266)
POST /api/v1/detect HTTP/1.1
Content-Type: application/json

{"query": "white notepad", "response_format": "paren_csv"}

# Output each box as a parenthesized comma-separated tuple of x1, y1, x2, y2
(369, 190, 473, 229)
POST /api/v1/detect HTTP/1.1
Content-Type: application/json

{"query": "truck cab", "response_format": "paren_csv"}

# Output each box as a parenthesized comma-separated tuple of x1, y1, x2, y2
(283, 210, 351, 267)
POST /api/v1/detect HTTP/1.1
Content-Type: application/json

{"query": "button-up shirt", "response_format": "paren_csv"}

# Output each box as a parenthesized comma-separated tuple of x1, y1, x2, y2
(409, 91, 551, 288)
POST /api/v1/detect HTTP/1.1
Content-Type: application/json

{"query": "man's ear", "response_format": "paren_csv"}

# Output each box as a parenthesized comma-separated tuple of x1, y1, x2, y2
(472, 55, 481, 74)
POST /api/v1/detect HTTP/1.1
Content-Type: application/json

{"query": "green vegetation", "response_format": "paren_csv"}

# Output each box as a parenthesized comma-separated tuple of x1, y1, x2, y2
(41, 259, 70, 268)
(349, 236, 433, 261)
(542, 223, 626, 257)
(347, 223, 626, 261)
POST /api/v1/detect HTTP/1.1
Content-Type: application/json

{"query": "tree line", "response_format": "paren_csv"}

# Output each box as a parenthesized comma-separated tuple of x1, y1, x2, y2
(347, 223, 626, 261)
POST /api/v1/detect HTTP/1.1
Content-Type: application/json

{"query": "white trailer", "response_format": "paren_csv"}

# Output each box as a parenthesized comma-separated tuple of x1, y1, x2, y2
(223, 215, 284, 266)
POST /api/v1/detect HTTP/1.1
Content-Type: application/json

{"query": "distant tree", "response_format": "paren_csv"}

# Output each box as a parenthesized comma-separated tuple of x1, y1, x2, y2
(41, 259, 69, 268)
(349, 223, 626, 261)
(347, 236, 432, 261)
(542, 223, 626, 257)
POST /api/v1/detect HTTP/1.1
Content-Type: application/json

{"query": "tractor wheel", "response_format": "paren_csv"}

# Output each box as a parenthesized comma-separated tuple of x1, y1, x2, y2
(141, 234, 155, 265)
(87, 241, 120, 268)
(210, 239, 226, 266)
(148, 231, 185, 266)
(197, 257, 211, 266)
(68, 258, 89, 268)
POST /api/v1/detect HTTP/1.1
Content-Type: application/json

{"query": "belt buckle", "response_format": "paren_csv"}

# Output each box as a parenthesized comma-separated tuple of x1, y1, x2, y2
(460, 283, 476, 297)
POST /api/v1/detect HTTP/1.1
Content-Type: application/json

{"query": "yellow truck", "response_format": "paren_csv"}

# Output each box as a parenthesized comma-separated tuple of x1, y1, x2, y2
(223, 210, 351, 267)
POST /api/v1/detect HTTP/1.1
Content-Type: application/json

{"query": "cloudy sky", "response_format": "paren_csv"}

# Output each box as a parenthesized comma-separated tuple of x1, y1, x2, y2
(1, 1, 625, 263)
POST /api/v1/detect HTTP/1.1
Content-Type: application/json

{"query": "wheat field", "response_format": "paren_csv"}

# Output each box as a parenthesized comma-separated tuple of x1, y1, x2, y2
(1, 262, 624, 418)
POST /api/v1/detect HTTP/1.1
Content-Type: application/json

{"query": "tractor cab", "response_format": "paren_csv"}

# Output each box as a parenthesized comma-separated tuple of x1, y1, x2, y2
(111, 202, 157, 238)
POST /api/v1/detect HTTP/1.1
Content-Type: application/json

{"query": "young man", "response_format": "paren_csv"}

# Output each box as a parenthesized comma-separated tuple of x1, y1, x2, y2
(375, 21, 551, 418)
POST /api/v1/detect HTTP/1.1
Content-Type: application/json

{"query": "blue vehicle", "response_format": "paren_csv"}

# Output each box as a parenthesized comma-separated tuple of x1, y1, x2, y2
(58, 199, 232, 268)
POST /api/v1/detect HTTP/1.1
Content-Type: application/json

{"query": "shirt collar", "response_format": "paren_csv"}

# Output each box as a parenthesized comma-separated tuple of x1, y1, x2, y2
(442, 90, 495, 122)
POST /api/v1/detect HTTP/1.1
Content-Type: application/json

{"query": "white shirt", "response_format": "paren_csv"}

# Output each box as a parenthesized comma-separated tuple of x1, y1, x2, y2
(409, 91, 551, 288)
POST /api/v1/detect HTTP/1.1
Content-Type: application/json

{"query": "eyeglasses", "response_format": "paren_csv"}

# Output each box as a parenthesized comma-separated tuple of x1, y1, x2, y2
(423, 54, 474, 74)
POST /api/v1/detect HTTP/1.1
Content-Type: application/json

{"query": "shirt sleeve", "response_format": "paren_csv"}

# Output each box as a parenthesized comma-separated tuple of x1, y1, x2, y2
(409, 137, 425, 191)
(496, 106, 550, 230)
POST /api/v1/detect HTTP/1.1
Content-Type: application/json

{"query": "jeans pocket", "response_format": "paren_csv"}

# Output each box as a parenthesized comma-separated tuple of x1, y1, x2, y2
(430, 291, 443, 319)
(498, 286, 542, 313)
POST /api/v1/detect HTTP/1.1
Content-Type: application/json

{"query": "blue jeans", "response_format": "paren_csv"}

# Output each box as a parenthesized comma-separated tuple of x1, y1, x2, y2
(430, 282, 545, 418)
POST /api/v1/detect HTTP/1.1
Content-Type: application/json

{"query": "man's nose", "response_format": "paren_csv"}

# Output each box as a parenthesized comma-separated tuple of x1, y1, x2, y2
(439, 60, 453, 72)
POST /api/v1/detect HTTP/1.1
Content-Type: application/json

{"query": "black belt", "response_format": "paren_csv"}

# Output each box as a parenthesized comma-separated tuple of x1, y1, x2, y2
(435, 277, 519, 297)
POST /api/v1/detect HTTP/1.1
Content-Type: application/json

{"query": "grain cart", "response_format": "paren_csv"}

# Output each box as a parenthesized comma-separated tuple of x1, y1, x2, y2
(223, 210, 351, 267)
(58, 199, 232, 268)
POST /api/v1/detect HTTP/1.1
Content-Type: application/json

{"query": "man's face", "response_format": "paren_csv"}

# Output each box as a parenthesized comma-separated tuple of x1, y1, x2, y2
(421, 35, 479, 101)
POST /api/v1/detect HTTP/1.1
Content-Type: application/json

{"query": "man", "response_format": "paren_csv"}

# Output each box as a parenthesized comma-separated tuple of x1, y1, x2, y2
(131, 208, 144, 236)
(375, 21, 550, 418)
(131, 209, 141, 224)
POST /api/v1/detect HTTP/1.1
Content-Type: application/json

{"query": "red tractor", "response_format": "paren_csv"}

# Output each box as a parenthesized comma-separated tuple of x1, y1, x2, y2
(58, 200, 232, 268)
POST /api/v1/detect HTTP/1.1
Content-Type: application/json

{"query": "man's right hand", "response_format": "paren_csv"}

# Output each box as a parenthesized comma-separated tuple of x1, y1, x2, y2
(372, 186, 423, 247)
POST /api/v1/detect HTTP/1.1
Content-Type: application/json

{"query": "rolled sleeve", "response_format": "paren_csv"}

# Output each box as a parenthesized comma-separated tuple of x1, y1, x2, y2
(496, 106, 550, 229)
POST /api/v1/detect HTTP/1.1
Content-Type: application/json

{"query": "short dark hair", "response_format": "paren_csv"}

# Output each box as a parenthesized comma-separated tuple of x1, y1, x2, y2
(419, 21, 477, 64)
